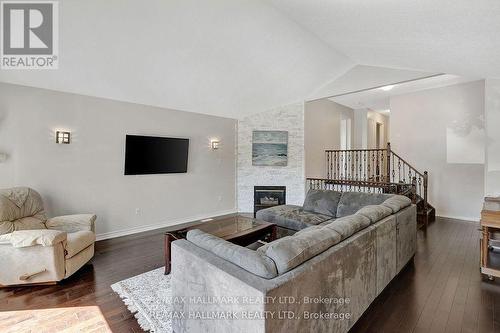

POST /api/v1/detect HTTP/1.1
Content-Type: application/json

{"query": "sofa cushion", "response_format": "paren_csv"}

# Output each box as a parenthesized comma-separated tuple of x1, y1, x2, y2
(0, 187, 47, 235)
(256, 205, 300, 226)
(302, 189, 342, 217)
(186, 229, 278, 279)
(336, 192, 393, 218)
(0, 217, 47, 235)
(323, 214, 371, 240)
(355, 205, 393, 223)
(289, 224, 326, 236)
(382, 195, 412, 213)
(258, 227, 341, 274)
(46, 214, 97, 233)
(318, 219, 335, 226)
(65, 231, 96, 259)
(256, 205, 330, 231)
(0, 187, 29, 207)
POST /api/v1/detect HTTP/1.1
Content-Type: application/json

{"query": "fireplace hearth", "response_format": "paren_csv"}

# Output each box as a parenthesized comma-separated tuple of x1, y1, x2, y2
(254, 186, 286, 217)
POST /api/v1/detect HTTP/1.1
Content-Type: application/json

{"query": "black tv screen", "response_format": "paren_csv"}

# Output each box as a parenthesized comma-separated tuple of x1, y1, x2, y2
(124, 135, 189, 175)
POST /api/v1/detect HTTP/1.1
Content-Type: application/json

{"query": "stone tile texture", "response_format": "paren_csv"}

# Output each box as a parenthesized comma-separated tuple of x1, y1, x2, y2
(237, 103, 305, 212)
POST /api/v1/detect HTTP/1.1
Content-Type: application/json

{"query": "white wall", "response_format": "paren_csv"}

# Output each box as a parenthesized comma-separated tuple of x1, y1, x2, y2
(367, 111, 389, 149)
(237, 103, 305, 212)
(485, 79, 500, 197)
(353, 109, 368, 149)
(390, 80, 485, 221)
(0, 83, 237, 239)
(304, 99, 353, 178)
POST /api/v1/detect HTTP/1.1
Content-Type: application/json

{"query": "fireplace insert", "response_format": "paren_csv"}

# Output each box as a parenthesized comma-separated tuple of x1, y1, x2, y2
(254, 186, 286, 217)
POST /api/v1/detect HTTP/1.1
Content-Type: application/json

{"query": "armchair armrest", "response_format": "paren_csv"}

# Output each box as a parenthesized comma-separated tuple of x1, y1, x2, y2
(46, 214, 97, 233)
(0, 229, 67, 248)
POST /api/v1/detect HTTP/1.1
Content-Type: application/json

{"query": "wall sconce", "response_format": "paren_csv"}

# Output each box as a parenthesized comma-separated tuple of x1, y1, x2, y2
(56, 131, 71, 144)
(0, 153, 7, 162)
(211, 139, 220, 150)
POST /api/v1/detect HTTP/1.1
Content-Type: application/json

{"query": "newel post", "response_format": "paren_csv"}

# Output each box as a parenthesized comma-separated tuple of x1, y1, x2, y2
(326, 151, 330, 179)
(386, 142, 391, 182)
(411, 176, 417, 204)
(423, 171, 429, 211)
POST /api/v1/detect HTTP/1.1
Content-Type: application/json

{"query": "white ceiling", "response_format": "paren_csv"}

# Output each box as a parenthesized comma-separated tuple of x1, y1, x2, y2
(308, 65, 438, 101)
(0, 0, 497, 119)
(269, 0, 500, 79)
(0, 0, 353, 118)
(330, 74, 479, 112)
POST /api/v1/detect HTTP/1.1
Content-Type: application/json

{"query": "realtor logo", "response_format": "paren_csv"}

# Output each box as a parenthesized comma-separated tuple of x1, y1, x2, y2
(1, 1, 58, 69)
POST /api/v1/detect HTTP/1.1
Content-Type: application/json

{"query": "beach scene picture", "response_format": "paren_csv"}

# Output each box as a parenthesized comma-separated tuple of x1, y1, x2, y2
(252, 130, 288, 166)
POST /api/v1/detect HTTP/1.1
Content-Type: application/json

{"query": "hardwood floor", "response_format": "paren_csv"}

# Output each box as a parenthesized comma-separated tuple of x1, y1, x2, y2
(0, 227, 167, 332)
(352, 217, 499, 333)
(1, 217, 499, 332)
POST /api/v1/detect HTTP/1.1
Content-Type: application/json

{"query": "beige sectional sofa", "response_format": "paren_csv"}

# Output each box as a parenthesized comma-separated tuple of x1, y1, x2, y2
(171, 190, 417, 333)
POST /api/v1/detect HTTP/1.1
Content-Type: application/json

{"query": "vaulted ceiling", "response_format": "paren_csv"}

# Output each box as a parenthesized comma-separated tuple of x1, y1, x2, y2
(270, 0, 500, 79)
(0, 0, 498, 119)
(330, 74, 478, 112)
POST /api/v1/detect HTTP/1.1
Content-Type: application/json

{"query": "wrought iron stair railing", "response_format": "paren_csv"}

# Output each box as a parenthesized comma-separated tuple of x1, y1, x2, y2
(306, 178, 415, 198)
(307, 143, 433, 226)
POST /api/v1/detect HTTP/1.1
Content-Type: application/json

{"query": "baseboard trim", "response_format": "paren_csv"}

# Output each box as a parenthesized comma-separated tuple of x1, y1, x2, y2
(96, 209, 238, 241)
(437, 214, 480, 223)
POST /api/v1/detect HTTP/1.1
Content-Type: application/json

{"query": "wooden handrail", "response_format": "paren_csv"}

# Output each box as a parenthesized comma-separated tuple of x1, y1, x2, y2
(306, 177, 414, 198)
(307, 178, 407, 187)
(325, 148, 386, 152)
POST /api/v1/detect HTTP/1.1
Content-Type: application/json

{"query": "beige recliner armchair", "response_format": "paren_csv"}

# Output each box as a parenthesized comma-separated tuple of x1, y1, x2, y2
(0, 187, 96, 287)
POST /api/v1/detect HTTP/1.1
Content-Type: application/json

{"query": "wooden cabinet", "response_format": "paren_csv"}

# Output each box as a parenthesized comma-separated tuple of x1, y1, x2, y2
(480, 197, 500, 279)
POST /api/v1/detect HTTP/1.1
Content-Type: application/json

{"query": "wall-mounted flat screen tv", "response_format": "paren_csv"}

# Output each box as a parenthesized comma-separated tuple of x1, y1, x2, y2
(124, 135, 189, 175)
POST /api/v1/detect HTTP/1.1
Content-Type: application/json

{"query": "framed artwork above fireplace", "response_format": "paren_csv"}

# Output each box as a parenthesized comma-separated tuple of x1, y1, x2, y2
(252, 130, 288, 166)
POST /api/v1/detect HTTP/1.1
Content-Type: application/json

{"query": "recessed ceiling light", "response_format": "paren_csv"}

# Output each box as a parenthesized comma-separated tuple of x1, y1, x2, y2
(379, 85, 394, 91)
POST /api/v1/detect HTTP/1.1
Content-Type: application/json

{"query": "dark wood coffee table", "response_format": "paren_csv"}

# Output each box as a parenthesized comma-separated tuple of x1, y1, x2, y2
(164, 215, 277, 274)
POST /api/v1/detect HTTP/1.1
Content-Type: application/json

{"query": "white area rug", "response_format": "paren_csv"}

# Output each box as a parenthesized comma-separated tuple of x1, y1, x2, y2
(111, 267, 172, 333)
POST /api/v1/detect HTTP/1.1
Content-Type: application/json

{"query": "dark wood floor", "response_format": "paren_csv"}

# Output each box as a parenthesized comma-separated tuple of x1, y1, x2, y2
(353, 217, 499, 333)
(1, 217, 499, 332)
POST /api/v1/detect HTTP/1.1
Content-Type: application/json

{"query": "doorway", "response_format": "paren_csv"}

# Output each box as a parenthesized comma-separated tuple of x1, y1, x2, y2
(376, 122, 382, 149)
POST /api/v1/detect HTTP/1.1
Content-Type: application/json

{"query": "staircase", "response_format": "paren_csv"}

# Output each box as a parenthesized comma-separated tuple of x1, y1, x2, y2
(306, 143, 435, 228)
